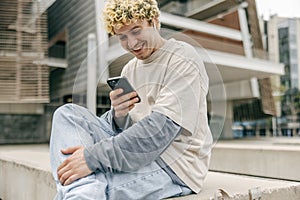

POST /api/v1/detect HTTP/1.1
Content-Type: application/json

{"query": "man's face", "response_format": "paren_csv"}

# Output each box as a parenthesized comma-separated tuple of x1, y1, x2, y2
(114, 20, 158, 60)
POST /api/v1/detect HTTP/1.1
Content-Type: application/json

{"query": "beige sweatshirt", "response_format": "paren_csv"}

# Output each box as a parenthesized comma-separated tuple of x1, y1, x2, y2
(121, 38, 213, 193)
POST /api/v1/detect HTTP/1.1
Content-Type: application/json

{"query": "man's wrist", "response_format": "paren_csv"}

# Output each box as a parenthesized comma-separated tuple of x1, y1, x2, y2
(83, 147, 99, 172)
(112, 109, 127, 128)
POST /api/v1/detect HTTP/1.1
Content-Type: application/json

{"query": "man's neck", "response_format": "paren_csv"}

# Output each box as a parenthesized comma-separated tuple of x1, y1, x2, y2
(154, 36, 166, 51)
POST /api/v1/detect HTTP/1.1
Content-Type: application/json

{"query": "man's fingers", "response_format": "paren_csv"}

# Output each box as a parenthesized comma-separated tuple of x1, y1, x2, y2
(58, 146, 81, 178)
(110, 88, 121, 96)
(57, 159, 66, 172)
(111, 91, 138, 107)
(114, 97, 139, 118)
(61, 146, 81, 155)
(56, 146, 91, 186)
(114, 97, 138, 110)
(57, 158, 81, 185)
(128, 104, 135, 111)
(57, 158, 70, 179)
(59, 166, 79, 186)
(59, 166, 73, 185)
(110, 89, 139, 118)
(64, 174, 79, 186)
(109, 88, 123, 100)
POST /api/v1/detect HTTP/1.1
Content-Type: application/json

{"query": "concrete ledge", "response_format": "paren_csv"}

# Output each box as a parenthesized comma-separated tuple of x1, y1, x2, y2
(0, 145, 56, 200)
(210, 137, 300, 181)
(1, 144, 300, 200)
(169, 172, 300, 200)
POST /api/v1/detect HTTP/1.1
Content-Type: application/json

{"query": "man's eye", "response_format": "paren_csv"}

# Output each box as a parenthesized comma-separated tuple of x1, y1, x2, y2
(132, 29, 141, 35)
(119, 35, 127, 41)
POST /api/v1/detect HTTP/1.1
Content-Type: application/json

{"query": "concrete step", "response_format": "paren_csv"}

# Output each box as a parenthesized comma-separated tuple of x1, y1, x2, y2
(0, 145, 56, 200)
(210, 137, 300, 181)
(1, 143, 300, 200)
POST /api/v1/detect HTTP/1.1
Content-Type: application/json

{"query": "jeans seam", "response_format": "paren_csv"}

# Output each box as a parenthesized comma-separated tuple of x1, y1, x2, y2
(82, 115, 116, 137)
(107, 168, 164, 191)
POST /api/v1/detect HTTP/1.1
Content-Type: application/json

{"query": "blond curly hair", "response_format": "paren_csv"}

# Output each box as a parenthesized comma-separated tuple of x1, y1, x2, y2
(103, 0, 160, 35)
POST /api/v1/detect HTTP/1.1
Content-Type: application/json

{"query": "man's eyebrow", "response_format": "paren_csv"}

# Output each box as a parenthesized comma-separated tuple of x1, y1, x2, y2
(116, 26, 141, 35)
(130, 26, 141, 31)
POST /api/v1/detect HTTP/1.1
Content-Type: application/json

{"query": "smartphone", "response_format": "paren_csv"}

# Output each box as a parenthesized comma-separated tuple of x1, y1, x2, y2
(107, 76, 141, 103)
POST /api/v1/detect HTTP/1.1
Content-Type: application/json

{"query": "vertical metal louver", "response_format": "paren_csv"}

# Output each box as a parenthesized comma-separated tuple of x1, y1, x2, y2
(0, 0, 49, 103)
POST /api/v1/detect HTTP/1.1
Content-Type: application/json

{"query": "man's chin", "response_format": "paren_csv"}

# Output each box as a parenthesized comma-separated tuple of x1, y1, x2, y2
(135, 56, 145, 60)
(133, 51, 153, 60)
(132, 52, 146, 60)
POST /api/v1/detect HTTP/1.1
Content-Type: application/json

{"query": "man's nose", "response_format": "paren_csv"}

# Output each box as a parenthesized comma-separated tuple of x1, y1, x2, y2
(127, 36, 138, 49)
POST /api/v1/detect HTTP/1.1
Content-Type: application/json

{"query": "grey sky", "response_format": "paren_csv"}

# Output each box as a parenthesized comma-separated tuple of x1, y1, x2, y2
(256, 0, 300, 20)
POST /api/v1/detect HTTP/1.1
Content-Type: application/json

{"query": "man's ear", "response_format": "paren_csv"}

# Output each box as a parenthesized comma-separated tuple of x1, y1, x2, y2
(152, 18, 160, 30)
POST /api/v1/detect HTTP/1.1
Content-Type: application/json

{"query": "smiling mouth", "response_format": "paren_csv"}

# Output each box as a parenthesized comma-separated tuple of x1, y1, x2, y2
(131, 43, 145, 54)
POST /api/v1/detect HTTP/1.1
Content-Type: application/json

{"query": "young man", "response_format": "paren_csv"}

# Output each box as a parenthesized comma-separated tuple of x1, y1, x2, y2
(50, 0, 212, 199)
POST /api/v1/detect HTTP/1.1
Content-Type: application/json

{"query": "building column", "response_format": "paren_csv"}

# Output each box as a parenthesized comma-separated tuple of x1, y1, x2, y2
(221, 101, 234, 139)
(238, 2, 253, 58)
(87, 34, 97, 114)
(95, 0, 109, 83)
(210, 100, 233, 140)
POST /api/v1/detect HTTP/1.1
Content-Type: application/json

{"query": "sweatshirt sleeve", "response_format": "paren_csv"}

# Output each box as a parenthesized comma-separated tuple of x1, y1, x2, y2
(84, 111, 182, 173)
(100, 109, 133, 133)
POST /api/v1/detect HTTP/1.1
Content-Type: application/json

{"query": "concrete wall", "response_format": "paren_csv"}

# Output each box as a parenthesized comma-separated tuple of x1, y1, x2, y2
(0, 114, 48, 144)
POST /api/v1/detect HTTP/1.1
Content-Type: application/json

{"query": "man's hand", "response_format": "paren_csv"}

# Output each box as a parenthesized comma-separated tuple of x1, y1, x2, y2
(110, 88, 139, 118)
(57, 146, 92, 186)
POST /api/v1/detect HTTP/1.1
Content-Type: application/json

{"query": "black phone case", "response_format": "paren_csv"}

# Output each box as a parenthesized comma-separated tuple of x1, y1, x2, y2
(107, 77, 141, 103)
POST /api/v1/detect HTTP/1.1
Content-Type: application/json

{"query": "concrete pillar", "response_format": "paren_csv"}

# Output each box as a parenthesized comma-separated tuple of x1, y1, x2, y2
(87, 34, 97, 114)
(272, 117, 277, 136)
(210, 101, 233, 140)
(238, 2, 253, 58)
(220, 101, 234, 139)
(255, 126, 260, 137)
(95, 0, 109, 83)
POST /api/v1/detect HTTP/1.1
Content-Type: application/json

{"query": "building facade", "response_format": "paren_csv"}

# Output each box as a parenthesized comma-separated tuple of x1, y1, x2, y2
(0, 0, 284, 143)
(267, 16, 300, 136)
(0, 0, 49, 143)
(47, 0, 283, 139)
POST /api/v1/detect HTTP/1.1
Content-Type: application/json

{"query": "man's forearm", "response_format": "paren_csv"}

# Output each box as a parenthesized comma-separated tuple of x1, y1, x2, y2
(84, 111, 182, 173)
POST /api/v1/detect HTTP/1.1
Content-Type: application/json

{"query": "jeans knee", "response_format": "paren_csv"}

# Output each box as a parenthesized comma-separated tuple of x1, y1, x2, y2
(52, 103, 92, 130)
(51, 104, 83, 141)
(53, 103, 74, 122)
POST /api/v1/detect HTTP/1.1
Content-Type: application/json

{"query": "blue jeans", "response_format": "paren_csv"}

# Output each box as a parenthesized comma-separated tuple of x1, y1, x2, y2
(50, 104, 192, 200)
